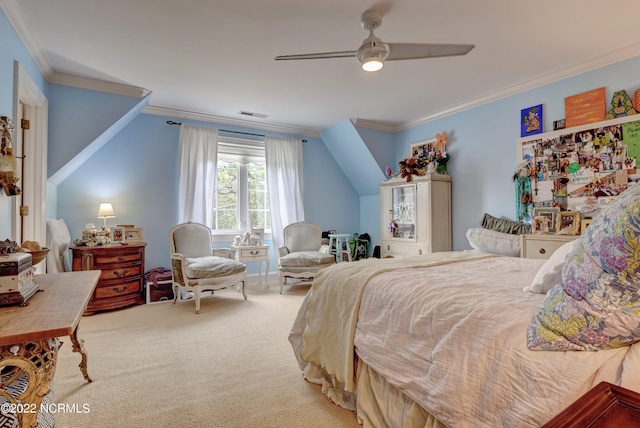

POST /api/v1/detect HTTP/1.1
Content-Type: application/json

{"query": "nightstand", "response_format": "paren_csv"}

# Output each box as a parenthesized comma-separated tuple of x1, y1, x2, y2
(232, 245, 270, 287)
(520, 234, 578, 260)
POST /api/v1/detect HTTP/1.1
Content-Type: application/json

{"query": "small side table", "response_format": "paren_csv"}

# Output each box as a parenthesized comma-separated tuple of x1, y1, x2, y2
(232, 245, 270, 287)
(328, 234, 352, 262)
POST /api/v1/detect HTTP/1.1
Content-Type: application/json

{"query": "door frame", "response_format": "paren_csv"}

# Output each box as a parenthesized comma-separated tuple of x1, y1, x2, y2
(12, 61, 48, 255)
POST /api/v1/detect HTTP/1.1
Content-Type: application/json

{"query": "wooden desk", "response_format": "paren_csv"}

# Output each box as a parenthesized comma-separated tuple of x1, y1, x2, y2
(0, 270, 99, 428)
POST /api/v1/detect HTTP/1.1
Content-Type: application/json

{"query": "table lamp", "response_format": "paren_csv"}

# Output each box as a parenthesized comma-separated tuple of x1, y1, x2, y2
(97, 203, 115, 229)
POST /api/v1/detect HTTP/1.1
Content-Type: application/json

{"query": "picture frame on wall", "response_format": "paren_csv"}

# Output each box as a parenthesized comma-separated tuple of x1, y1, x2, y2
(553, 119, 566, 130)
(532, 207, 560, 233)
(409, 138, 439, 160)
(521, 104, 544, 137)
(125, 227, 143, 243)
(557, 211, 580, 235)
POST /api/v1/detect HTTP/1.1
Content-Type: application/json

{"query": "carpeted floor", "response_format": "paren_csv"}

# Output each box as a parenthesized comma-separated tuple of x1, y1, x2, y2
(53, 282, 359, 427)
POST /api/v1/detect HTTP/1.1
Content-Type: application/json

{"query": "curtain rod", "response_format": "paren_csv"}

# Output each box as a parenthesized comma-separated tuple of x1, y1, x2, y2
(166, 120, 307, 143)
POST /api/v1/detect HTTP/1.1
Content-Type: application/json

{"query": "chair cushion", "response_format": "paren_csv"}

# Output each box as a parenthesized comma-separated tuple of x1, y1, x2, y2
(279, 251, 334, 268)
(186, 256, 246, 278)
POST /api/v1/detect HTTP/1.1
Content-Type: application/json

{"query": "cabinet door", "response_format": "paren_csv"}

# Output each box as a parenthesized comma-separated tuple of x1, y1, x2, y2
(390, 183, 417, 241)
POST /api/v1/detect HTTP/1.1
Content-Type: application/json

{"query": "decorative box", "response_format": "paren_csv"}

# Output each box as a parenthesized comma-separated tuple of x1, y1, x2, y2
(0, 253, 38, 306)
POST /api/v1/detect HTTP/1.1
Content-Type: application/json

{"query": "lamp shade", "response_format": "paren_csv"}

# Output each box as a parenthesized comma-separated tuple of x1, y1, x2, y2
(97, 203, 115, 218)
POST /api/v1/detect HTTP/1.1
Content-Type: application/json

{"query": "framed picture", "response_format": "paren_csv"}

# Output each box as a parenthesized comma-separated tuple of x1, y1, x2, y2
(521, 104, 543, 137)
(532, 207, 560, 233)
(409, 138, 439, 160)
(581, 219, 593, 234)
(251, 228, 264, 245)
(532, 216, 549, 234)
(125, 227, 143, 243)
(111, 226, 125, 243)
(553, 119, 566, 130)
(557, 211, 580, 235)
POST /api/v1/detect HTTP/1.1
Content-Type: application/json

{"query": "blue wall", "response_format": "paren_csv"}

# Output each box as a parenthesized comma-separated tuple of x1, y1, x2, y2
(393, 56, 640, 250)
(54, 111, 360, 272)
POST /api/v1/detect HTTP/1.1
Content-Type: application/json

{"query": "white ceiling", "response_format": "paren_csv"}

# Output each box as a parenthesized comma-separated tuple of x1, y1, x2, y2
(5, 0, 640, 134)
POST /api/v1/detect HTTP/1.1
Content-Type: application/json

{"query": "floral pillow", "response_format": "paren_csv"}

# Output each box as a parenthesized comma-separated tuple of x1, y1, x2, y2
(528, 184, 640, 351)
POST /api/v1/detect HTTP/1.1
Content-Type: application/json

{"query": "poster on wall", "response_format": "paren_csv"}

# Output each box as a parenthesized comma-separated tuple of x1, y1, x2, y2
(521, 104, 543, 137)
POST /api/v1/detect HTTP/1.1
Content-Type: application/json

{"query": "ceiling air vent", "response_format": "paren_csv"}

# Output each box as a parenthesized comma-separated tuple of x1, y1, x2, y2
(239, 111, 268, 119)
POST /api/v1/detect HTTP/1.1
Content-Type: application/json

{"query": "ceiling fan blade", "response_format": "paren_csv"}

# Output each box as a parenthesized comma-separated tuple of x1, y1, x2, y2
(274, 51, 358, 61)
(385, 43, 474, 61)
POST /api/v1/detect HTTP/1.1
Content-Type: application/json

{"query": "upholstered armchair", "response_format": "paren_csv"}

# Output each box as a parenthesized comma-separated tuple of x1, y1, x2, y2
(169, 222, 247, 314)
(278, 221, 334, 294)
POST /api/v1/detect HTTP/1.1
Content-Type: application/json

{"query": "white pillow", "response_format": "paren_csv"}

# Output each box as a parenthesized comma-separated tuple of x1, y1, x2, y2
(524, 240, 577, 294)
(465, 227, 521, 257)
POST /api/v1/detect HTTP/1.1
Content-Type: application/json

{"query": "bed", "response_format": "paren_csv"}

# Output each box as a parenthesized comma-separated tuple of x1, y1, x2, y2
(289, 184, 640, 427)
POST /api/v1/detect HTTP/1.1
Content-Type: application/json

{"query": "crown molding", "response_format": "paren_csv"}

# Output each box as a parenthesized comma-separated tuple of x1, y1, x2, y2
(349, 118, 398, 133)
(0, 0, 54, 77)
(143, 105, 321, 138)
(400, 42, 640, 131)
(48, 71, 151, 98)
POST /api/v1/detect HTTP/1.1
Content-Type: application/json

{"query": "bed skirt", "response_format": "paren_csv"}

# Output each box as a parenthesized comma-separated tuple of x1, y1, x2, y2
(303, 357, 447, 428)
(355, 361, 447, 428)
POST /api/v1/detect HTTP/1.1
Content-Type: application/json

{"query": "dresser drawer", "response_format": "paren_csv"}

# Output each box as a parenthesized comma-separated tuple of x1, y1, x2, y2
(93, 251, 142, 266)
(99, 264, 142, 281)
(95, 278, 141, 300)
(521, 235, 577, 259)
(238, 247, 268, 258)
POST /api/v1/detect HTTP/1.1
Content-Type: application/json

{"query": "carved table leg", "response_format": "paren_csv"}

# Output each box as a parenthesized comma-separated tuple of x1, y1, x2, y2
(0, 339, 58, 428)
(69, 326, 92, 383)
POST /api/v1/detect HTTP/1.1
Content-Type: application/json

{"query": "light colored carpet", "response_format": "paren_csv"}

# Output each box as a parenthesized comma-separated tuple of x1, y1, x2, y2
(53, 282, 359, 427)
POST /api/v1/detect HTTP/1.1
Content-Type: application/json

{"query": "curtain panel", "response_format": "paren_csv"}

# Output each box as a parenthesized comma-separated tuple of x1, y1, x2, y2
(178, 125, 219, 225)
(265, 136, 305, 251)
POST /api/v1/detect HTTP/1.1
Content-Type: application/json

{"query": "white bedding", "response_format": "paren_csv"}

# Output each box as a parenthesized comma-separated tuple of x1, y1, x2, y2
(290, 254, 640, 427)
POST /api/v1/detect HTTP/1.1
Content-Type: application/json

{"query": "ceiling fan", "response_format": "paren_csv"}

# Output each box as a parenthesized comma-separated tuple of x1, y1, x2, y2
(274, 8, 475, 72)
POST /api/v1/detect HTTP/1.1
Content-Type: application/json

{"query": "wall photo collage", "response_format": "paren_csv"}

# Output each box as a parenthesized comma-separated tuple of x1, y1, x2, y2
(518, 118, 640, 225)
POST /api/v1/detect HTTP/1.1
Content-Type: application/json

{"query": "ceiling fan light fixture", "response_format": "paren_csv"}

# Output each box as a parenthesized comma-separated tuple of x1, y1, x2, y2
(361, 55, 384, 72)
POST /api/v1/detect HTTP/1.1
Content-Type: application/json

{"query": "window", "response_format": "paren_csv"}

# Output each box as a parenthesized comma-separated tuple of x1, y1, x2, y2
(212, 137, 270, 241)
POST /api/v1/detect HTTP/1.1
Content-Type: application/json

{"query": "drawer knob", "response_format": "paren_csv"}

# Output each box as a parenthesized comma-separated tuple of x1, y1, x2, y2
(539, 248, 546, 254)
(113, 286, 129, 294)
(118, 256, 125, 261)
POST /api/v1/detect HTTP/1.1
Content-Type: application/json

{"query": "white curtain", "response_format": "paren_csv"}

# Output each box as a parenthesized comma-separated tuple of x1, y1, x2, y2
(178, 125, 218, 225)
(265, 136, 304, 251)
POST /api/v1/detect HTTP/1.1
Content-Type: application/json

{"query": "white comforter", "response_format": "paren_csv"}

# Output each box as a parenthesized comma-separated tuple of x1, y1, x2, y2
(291, 254, 640, 427)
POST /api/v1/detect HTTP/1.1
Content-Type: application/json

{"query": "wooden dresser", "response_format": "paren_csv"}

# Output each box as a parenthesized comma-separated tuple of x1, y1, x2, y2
(71, 243, 147, 315)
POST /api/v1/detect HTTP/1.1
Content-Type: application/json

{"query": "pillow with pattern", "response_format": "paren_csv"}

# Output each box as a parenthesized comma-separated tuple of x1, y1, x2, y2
(528, 184, 640, 351)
